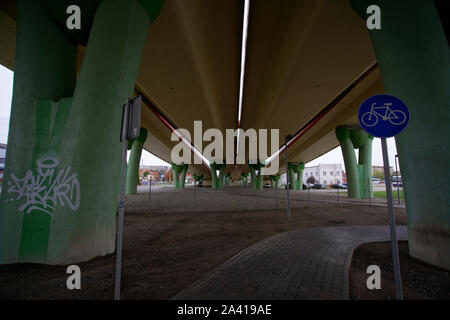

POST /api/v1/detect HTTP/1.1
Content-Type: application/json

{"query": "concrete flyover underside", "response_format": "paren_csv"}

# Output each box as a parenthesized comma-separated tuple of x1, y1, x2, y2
(0, 0, 448, 270)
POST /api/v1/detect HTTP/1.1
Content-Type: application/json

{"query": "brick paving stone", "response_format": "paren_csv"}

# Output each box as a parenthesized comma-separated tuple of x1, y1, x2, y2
(172, 226, 407, 300)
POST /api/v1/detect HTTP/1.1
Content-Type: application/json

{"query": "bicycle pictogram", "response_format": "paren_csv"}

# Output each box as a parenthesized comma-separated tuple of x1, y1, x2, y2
(361, 103, 407, 127)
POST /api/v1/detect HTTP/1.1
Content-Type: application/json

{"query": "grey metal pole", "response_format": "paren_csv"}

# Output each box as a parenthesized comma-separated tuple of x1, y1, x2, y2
(337, 183, 340, 204)
(381, 138, 404, 300)
(395, 154, 400, 205)
(149, 176, 152, 201)
(275, 184, 278, 209)
(115, 102, 129, 300)
(308, 186, 311, 207)
(285, 137, 291, 220)
(194, 180, 196, 204)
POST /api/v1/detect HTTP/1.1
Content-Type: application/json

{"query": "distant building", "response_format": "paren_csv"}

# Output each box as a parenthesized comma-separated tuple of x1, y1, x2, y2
(139, 165, 170, 182)
(140, 165, 169, 172)
(304, 164, 343, 186)
(372, 165, 394, 176)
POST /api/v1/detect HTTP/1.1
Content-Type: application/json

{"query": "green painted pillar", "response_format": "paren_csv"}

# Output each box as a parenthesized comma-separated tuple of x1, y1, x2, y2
(359, 135, 374, 198)
(171, 164, 188, 188)
(296, 163, 305, 190)
(171, 164, 180, 188)
(270, 175, 276, 188)
(270, 174, 281, 188)
(179, 164, 188, 188)
(287, 163, 304, 190)
(351, 0, 450, 269)
(249, 162, 264, 190)
(288, 165, 296, 190)
(125, 128, 147, 194)
(336, 126, 360, 198)
(240, 172, 249, 186)
(350, 129, 373, 198)
(224, 173, 232, 186)
(0, 0, 78, 264)
(193, 174, 204, 185)
(1, 0, 164, 264)
(210, 162, 226, 189)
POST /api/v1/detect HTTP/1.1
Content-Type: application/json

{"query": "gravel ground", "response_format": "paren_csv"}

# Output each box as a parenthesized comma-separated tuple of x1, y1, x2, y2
(0, 186, 409, 300)
(349, 241, 450, 299)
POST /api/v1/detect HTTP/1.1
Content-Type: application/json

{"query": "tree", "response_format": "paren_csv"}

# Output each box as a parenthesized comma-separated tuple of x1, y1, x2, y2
(306, 176, 316, 185)
(373, 170, 385, 181)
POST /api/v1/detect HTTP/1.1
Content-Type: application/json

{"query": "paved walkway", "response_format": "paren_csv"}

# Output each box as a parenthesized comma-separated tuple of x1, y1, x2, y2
(172, 226, 408, 300)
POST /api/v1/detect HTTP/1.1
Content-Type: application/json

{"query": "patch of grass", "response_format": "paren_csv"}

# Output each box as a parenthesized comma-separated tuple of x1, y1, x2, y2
(373, 190, 404, 199)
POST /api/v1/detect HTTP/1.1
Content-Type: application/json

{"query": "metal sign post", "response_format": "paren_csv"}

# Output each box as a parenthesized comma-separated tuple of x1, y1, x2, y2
(114, 96, 142, 301)
(148, 176, 152, 201)
(381, 138, 404, 300)
(194, 180, 197, 204)
(358, 94, 409, 300)
(285, 136, 292, 220)
(395, 154, 401, 205)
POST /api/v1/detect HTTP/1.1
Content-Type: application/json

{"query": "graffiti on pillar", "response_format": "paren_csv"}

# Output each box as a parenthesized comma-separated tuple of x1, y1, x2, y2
(5, 156, 81, 216)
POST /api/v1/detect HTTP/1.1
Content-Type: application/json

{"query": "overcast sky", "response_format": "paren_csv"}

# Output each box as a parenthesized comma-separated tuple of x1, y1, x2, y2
(0, 64, 399, 170)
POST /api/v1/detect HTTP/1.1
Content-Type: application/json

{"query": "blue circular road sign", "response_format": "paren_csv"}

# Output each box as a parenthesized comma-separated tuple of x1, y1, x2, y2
(358, 94, 410, 138)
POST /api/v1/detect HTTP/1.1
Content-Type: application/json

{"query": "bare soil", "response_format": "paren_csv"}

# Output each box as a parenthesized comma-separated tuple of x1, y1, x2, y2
(349, 241, 450, 300)
(0, 188, 408, 299)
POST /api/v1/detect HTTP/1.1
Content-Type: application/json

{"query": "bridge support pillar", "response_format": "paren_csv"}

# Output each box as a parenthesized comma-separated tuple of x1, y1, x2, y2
(270, 174, 281, 188)
(249, 162, 265, 190)
(193, 174, 204, 186)
(336, 126, 373, 198)
(224, 173, 232, 186)
(210, 162, 226, 190)
(171, 164, 188, 188)
(125, 128, 147, 194)
(287, 163, 305, 190)
(351, 0, 450, 269)
(240, 172, 249, 186)
(0, 0, 162, 264)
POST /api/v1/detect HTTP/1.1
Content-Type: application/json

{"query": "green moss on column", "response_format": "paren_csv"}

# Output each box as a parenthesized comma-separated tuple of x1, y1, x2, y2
(336, 126, 360, 198)
(350, 0, 450, 269)
(125, 128, 147, 194)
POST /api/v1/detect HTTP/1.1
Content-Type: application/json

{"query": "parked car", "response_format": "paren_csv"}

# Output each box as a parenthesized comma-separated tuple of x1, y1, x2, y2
(331, 183, 347, 189)
(312, 183, 325, 189)
(392, 176, 402, 187)
(372, 178, 381, 184)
